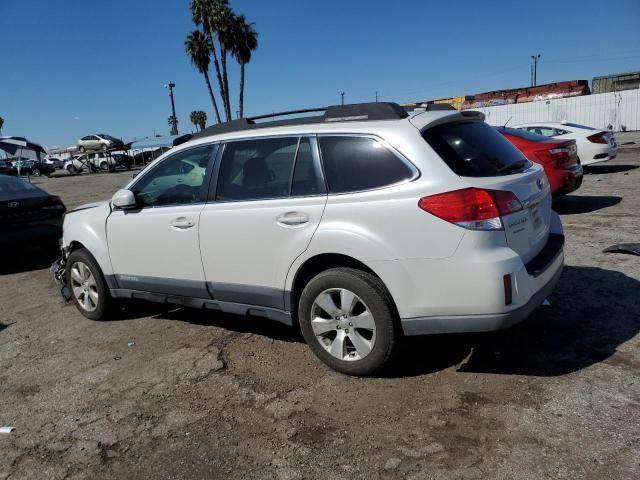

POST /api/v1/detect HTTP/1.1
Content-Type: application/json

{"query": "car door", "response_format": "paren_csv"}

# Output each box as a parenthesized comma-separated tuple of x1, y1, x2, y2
(199, 136, 327, 310)
(106, 144, 216, 297)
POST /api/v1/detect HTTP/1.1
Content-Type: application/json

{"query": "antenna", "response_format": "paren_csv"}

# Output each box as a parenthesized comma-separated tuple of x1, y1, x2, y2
(503, 116, 512, 128)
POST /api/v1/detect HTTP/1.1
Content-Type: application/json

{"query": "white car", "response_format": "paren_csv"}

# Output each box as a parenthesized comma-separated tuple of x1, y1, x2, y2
(65, 154, 115, 173)
(514, 122, 617, 166)
(77, 134, 124, 153)
(58, 103, 564, 375)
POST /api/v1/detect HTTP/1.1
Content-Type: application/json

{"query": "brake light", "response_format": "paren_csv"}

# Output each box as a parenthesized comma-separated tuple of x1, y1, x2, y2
(418, 188, 523, 230)
(548, 147, 572, 167)
(587, 133, 607, 144)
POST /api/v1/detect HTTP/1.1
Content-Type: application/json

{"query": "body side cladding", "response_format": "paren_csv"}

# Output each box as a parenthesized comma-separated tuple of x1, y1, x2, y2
(207, 282, 287, 310)
(109, 288, 293, 326)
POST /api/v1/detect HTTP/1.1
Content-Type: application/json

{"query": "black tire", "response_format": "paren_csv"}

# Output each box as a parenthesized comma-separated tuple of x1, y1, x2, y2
(32, 168, 41, 177)
(102, 144, 108, 152)
(67, 165, 77, 175)
(298, 268, 397, 376)
(79, 146, 85, 152)
(99, 161, 109, 171)
(66, 248, 112, 320)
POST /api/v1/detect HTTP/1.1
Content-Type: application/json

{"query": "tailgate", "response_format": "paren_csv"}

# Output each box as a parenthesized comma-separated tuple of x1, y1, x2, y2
(463, 165, 551, 264)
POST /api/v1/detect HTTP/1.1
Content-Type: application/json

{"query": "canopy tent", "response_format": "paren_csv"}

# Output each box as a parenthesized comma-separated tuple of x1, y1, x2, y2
(0, 136, 46, 156)
(0, 136, 47, 176)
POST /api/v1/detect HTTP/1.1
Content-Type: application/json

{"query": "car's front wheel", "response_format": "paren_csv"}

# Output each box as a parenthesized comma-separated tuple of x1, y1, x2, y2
(66, 248, 112, 320)
(298, 268, 397, 376)
(32, 168, 41, 177)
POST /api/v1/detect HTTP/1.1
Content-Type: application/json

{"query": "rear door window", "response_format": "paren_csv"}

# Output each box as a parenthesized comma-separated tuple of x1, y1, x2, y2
(291, 138, 325, 196)
(319, 136, 415, 193)
(422, 121, 531, 177)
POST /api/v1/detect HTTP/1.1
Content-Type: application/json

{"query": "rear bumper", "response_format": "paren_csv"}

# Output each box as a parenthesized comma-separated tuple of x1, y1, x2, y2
(376, 224, 565, 336)
(581, 145, 617, 166)
(553, 164, 583, 196)
(401, 259, 562, 335)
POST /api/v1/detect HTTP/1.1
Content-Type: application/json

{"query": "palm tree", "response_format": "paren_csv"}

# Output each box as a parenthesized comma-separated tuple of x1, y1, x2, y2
(209, 2, 235, 121)
(185, 30, 221, 124)
(231, 15, 258, 118)
(190, 111, 200, 131)
(190, 110, 207, 131)
(191, 0, 230, 121)
(196, 111, 207, 130)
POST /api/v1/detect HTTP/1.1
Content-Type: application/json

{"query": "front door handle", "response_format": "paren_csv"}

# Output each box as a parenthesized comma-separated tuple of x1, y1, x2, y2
(171, 216, 195, 229)
(276, 211, 310, 226)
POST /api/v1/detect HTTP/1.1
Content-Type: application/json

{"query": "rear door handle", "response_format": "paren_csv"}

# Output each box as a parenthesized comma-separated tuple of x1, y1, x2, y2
(276, 211, 310, 226)
(171, 216, 195, 229)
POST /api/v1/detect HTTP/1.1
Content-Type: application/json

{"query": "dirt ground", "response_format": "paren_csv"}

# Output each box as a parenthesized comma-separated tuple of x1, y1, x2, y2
(1, 151, 639, 480)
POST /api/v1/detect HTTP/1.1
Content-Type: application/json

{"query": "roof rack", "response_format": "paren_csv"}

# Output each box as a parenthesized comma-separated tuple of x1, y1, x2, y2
(403, 103, 456, 113)
(190, 102, 409, 140)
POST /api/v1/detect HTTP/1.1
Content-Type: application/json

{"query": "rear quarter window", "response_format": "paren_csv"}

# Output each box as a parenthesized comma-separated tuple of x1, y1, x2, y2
(319, 136, 415, 193)
(422, 121, 531, 177)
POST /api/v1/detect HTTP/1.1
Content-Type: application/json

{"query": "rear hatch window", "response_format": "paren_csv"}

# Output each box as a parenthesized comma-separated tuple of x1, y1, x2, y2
(422, 121, 532, 177)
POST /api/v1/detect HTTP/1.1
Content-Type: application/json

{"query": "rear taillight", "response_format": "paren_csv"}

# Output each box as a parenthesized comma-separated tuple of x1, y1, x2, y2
(418, 188, 523, 230)
(548, 147, 572, 167)
(587, 133, 607, 144)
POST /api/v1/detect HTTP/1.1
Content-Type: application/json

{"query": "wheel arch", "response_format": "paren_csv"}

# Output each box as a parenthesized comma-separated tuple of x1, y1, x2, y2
(288, 253, 400, 325)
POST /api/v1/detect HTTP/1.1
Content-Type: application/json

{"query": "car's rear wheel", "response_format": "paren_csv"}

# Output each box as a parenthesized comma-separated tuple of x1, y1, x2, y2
(66, 248, 112, 320)
(99, 161, 109, 171)
(298, 268, 397, 376)
(79, 146, 85, 153)
(102, 144, 108, 152)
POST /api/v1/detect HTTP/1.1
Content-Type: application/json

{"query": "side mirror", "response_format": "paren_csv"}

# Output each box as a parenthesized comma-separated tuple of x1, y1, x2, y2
(111, 189, 136, 209)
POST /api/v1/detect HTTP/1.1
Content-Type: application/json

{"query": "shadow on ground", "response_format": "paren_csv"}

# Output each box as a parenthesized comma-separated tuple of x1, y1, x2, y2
(110, 300, 302, 344)
(553, 195, 622, 214)
(107, 265, 640, 378)
(384, 265, 640, 378)
(584, 164, 639, 174)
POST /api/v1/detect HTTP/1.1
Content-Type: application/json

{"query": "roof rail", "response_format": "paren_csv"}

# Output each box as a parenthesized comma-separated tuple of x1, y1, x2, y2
(191, 102, 409, 140)
(404, 103, 457, 113)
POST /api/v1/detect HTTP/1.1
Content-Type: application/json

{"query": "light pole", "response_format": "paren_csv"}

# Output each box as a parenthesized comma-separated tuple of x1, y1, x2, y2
(165, 81, 178, 135)
(531, 54, 541, 87)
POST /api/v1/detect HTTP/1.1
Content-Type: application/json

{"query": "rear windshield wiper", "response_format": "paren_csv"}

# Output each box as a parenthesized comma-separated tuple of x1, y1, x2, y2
(497, 159, 529, 174)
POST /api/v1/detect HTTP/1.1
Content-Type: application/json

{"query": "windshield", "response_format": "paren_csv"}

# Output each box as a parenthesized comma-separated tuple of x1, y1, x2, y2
(422, 120, 532, 177)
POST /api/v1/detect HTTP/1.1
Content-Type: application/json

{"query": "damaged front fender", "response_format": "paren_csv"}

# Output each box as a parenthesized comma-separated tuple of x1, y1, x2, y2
(50, 249, 71, 303)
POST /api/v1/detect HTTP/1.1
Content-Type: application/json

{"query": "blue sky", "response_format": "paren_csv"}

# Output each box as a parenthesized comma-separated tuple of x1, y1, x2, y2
(1, 0, 639, 148)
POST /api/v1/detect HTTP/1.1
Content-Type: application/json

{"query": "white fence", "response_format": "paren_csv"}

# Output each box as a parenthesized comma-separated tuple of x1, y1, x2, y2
(464, 89, 640, 132)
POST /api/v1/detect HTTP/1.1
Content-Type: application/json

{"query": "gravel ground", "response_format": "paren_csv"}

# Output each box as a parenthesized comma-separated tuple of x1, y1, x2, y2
(1, 152, 639, 480)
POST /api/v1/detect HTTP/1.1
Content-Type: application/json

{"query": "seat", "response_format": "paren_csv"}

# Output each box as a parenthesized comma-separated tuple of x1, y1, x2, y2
(243, 157, 271, 188)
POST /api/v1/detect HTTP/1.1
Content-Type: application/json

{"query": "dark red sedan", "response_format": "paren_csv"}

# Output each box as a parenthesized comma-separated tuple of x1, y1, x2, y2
(496, 127, 583, 196)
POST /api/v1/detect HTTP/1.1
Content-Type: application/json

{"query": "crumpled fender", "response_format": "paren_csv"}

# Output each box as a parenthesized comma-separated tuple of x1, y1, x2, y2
(62, 201, 114, 276)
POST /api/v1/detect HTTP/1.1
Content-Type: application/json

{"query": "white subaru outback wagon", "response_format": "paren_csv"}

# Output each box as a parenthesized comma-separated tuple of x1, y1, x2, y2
(59, 102, 564, 375)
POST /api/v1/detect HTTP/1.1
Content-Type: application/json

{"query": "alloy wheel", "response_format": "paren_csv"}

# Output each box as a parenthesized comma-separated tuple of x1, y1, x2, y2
(70, 261, 99, 312)
(310, 288, 376, 361)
